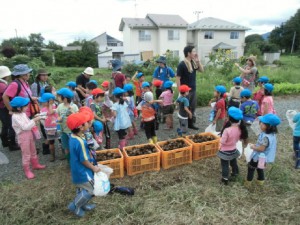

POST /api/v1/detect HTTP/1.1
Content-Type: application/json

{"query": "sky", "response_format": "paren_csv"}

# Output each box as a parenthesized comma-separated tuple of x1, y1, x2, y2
(1, 0, 299, 46)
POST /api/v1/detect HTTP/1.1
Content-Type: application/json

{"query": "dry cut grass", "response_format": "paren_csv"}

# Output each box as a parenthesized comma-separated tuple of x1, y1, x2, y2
(0, 129, 300, 225)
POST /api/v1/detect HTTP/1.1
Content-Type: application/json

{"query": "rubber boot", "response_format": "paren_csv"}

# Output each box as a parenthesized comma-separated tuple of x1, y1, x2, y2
(133, 127, 138, 135)
(188, 117, 199, 130)
(68, 189, 93, 217)
(8, 139, 20, 151)
(31, 157, 46, 170)
(23, 164, 35, 179)
(152, 136, 158, 144)
(149, 138, 154, 144)
(244, 180, 252, 188)
(42, 143, 50, 155)
(118, 139, 126, 150)
(49, 145, 55, 162)
(256, 180, 265, 186)
(1, 135, 9, 148)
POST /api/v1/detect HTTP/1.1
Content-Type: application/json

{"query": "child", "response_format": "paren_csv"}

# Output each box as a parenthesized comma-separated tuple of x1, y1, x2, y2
(132, 72, 145, 106)
(66, 81, 81, 107)
(100, 81, 114, 120)
(76, 81, 97, 107)
(153, 80, 163, 123)
(111, 87, 132, 150)
(293, 113, 300, 169)
(123, 83, 138, 138)
(139, 91, 161, 143)
(240, 89, 259, 125)
(39, 93, 59, 162)
(261, 83, 276, 115)
(176, 85, 193, 134)
(217, 107, 248, 185)
(66, 112, 101, 217)
(89, 88, 105, 124)
(159, 81, 174, 130)
(245, 114, 281, 186)
(213, 85, 227, 132)
(10, 97, 45, 179)
(227, 77, 244, 108)
(92, 120, 103, 149)
(253, 76, 269, 116)
(57, 88, 79, 161)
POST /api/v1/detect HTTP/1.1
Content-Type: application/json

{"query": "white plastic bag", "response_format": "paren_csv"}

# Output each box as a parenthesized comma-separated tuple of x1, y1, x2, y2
(244, 144, 253, 163)
(286, 110, 297, 130)
(250, 119, 261, 136)
(205, 124, 216, 133)
(236, 141, 243, 158)
(94, 164, 113, 196)
(92, 138, 100, 150)
(0, 151, 9, 164)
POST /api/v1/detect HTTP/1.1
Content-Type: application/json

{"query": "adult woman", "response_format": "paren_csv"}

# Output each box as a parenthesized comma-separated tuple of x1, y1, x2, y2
(235, 55, 258, 92)
(2, 64, 38, 118)
(0, 66, 19, 150)
(31, 68, 51, 97)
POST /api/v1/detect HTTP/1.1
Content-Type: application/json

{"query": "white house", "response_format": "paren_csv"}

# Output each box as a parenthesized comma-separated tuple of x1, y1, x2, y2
(187, 17, 250, 63)
(90, 32, 124, 68)
(119, 14, 188, 60)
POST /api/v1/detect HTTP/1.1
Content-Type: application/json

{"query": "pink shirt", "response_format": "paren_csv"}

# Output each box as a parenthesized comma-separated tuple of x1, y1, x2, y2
(12, 112, 36, 135)
(4, 79, 32, 117)
(220, 125, 241, 151)
(160, 90, 173, 106)
(0, 82, 7, 108)
(261, 96, 275, 115)
(41, 105, 58, 129)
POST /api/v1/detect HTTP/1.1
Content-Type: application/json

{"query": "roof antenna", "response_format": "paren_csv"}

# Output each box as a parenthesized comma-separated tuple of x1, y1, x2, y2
(193, 11, 203, 21)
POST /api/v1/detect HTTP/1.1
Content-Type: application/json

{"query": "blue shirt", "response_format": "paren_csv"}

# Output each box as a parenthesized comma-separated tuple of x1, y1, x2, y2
(152, 66, 175, 84)
(240, 100, 259, 123)
(176, 96, 189, 118)
(251, 132, 277, 163)
(69, 134, 94, 184)
(111, 102, 131, 131)
(293, 113, 300, 137)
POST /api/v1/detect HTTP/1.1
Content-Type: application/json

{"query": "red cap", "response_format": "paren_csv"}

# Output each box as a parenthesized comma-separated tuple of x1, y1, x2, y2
(66, 112, 90, 130)
(179, 85, 191, 92)
(79, 106, 94, 121)
(101, 81, 110, 87)
(153, 80, 163, 87)
(91, 88, 105, 96)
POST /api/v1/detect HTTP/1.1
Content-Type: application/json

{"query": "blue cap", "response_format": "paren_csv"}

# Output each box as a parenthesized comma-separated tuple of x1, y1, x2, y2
(90, 80, 98, 86)
(264, 83, 274, 92)
(142, 82, 150, 88)
(258, 76, 269, 83)
(10, 97, 30, 108)
(11, 64, 33, 76)
(233, 77, 242, 84)
(38, 93, 56, 103)
(240, 89, 252, 98)
(123, 83, 133, 92)
(57, 88, 74, 98)
(228, 107, 243, 120)
(215, 85, 226, 94)
(66, 81, 77, 88)
(259, 114, 281, 126)
(93, 121, 103, 135)
(136, 72, 144, 79)
(163, 81, 173, 89)
(112, 87, 125, 96)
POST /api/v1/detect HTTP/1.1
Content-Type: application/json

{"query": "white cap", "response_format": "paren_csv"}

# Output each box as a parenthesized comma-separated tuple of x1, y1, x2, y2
(83, 67, 94, 76)
(0, 66, 11, 79)
(144, 91, 153, 102)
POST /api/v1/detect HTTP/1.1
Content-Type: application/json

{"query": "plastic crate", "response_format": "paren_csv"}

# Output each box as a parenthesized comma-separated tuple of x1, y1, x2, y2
(123, 144, 160, 176)
(186, 132, 220, 160)
(156, 138, 192, 169)
(96, 148, 124, 179)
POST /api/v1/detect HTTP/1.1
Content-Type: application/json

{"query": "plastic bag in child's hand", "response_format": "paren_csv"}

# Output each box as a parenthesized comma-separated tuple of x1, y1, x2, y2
(94, 171, 110, 196)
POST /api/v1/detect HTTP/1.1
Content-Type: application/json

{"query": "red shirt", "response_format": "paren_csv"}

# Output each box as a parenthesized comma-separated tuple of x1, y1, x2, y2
(112, 72, 125, 88)
(216, 98, 226, 119)
(0, 82, 7, 109)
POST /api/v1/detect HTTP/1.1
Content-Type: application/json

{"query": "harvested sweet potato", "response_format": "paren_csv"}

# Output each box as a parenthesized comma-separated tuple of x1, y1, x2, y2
(191, 134, 216, 143)
(96, 152, 121, 161)
(160, 140, 188, 151)
(126, 145, 157, 156)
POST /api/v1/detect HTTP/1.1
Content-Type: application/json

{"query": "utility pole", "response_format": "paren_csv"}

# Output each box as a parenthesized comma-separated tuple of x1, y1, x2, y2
(291, 31, 296, 54)
(15, 29, 18, 38)
(193, 11, 203, 21)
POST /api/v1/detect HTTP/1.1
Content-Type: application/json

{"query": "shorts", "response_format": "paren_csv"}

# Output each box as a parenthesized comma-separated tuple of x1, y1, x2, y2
(162, 105, 174, 115)
(116, 129, 127, 140)
(61, 132, 70, 150)
(76, 180, 94, 195)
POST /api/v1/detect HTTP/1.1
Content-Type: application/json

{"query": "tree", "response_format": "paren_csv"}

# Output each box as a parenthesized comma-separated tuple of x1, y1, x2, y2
(46, 41, 63, 51)
(28, 33, 45, 57)
(1, 46, 16, 58)
(1, 37, 29, 55)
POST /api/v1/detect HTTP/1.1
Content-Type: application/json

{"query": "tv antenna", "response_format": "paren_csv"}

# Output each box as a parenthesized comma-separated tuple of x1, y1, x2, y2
(194, 11, 203, 21)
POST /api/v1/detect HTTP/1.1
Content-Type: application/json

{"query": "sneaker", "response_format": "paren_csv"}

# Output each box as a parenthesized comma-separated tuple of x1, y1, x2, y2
(221, 178, 229, 185)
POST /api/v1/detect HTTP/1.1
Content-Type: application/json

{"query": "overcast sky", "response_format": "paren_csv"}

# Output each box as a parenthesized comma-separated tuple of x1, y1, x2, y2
(1, 0, 299, 46)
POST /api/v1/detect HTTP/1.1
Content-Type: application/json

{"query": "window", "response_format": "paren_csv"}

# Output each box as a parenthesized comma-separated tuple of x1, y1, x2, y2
(230, 31, 239, 39)
(168, 30, 180, 40)
(204, 31, 214, 39)
(139, 30, 151, 41)
(108, 43, 117, 46)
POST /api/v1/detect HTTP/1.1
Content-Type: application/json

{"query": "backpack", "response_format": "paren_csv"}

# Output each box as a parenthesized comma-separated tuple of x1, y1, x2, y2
(0, 80, 22, 103)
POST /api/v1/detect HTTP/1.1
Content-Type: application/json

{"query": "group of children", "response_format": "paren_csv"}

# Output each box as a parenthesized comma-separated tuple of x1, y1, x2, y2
(212, 75, 284, 186)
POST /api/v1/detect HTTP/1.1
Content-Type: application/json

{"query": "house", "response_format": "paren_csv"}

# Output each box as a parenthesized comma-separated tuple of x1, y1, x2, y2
(62, 46, 82, 51)
(119, 14, 188, 61)
(90, 32, 124, 68)
(187, 17, 250, 62)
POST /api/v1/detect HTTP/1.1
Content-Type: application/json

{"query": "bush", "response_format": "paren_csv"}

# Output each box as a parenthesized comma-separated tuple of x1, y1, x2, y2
(273, 82, 300, 95)
(273, 60, 282, 66)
